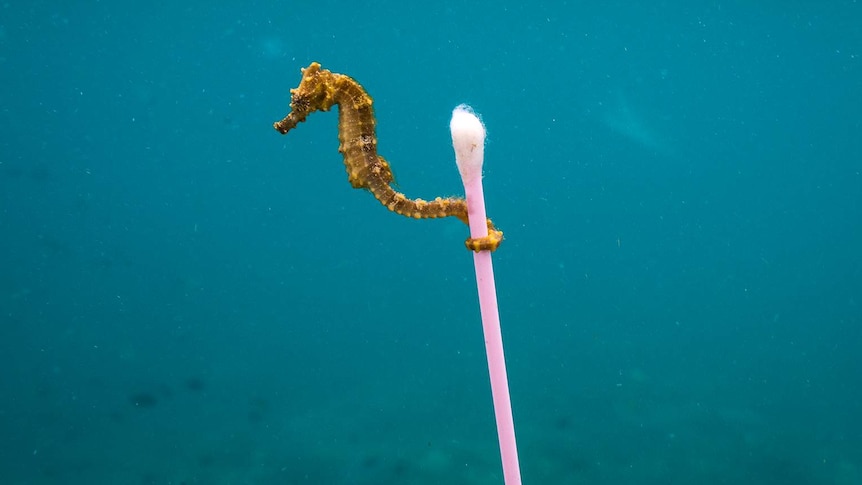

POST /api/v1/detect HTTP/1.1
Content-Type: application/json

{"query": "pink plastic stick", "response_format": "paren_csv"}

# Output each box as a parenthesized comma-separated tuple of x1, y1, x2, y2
(450, 105, 522, 485)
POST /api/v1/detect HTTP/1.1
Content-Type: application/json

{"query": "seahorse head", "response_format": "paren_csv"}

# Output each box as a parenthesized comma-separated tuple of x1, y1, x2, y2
(274, 62, 337, 134)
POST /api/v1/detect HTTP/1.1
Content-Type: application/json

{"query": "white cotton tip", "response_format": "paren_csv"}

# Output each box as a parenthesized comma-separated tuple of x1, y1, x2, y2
(450, 104, 486, 184)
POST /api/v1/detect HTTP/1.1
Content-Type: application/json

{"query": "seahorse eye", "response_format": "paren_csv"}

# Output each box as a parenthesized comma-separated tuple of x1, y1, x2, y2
(291, 94, 310, 113)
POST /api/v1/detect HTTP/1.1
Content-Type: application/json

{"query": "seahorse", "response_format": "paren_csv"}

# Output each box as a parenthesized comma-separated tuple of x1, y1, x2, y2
(273, 62, 502, 252)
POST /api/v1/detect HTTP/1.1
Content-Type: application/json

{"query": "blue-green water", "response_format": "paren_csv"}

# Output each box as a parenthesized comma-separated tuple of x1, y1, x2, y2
(1, 1, 860, 484)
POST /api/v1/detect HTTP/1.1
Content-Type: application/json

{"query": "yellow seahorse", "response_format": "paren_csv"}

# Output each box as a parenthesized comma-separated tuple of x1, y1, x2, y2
(273, 62, 502, 252)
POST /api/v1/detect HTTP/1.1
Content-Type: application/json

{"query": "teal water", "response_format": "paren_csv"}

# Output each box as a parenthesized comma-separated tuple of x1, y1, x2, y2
(1, 1, 860, 483)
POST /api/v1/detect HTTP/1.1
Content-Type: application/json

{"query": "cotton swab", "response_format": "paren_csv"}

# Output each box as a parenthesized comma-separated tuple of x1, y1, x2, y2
(450, 105, 522, 485)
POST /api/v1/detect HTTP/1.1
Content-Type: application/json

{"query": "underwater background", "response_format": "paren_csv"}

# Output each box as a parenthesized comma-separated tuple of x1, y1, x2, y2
(1, 1, 860, 483)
